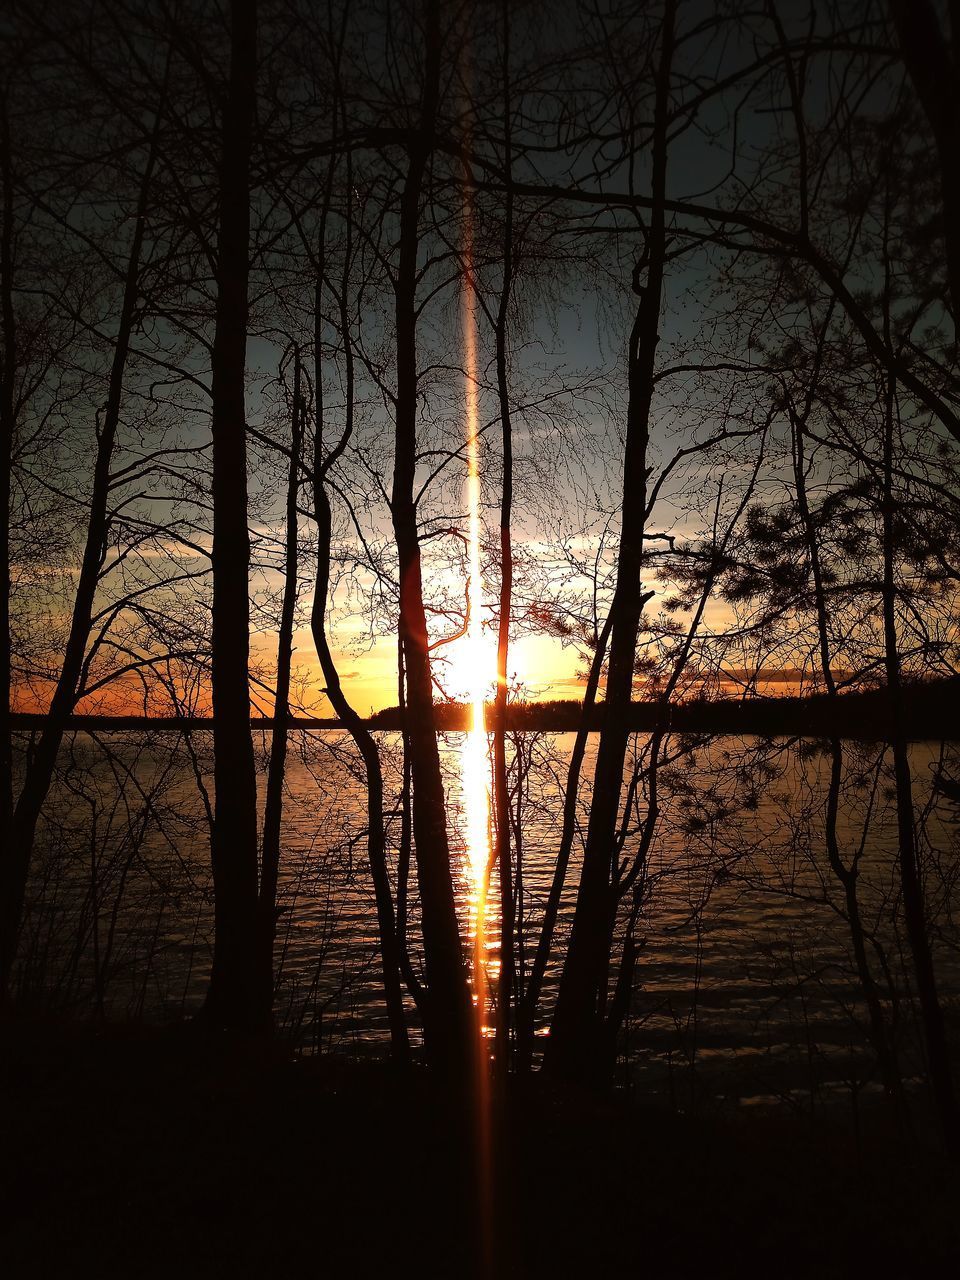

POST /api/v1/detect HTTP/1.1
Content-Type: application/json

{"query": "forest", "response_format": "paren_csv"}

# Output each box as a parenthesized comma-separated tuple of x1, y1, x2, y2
(2, 1, 960, 1276)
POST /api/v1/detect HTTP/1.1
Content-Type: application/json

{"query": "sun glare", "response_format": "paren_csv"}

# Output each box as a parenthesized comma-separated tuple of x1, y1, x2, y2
(459, 224, 495, 892)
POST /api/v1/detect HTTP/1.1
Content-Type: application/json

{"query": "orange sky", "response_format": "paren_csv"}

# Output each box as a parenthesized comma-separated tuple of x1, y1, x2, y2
(11, 568, 806, 718)
(285, 627, 585, 717)
(12, 616, 806, 718)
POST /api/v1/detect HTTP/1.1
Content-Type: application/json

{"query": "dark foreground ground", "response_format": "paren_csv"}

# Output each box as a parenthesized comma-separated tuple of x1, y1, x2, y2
(2, 1018, 958, 1279)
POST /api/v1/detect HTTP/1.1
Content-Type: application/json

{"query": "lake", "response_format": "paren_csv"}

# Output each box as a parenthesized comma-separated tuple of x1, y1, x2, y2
(14, 729, 960, 1110)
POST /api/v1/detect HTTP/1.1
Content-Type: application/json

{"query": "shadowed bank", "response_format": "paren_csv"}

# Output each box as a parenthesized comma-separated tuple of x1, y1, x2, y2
(2, 1019, 959, 1279)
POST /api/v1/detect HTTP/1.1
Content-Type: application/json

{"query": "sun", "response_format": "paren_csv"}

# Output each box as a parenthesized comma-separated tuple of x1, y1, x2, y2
(442, 629, 495, 706)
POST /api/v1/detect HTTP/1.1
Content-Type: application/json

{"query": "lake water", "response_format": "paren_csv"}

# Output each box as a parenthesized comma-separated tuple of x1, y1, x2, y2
(15, 729, 960, 1108)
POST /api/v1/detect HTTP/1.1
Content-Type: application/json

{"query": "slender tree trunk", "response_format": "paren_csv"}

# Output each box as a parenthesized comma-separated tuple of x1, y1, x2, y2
(395, 640, 422, 1005)
(391, 0, 473, 1073)
(546, 1, 674, 1084)
(881, 378, 959, 1155)
(256, 348, 301, 1021)
(493, 0, 515, 1072)
(517, 609, 613, 1070)
(204, 0, 262, 1030)
(310, 485, 410, 1061)
(0, 90, 162, 998)
(791, 407, 902, 1106)
(311, 276, 409, 1056)
(600, 435, 763, 1060)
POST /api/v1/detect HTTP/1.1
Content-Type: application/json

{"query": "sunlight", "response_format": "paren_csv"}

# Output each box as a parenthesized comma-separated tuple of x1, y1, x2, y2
(459, 203, 497, 1280)
(459, 196, 496, 1032)
(459, 212, 494, 887)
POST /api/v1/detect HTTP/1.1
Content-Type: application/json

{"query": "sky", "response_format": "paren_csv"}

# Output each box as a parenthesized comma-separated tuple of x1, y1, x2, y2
(9, 0, 865, 720)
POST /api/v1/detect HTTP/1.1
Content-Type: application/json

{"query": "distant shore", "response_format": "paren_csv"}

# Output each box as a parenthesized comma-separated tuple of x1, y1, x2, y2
(11, 676, 960, 740)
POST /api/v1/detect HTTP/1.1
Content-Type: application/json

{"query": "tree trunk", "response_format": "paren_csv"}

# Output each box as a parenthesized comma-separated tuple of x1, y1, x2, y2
(545, 1, 674, 1084)
(203, 0, 262, 1031)
(791, 405, 903, 1108)
(395, 640, 422, 1005)
(517, 609, 613, 1070)
(0, 89, 162, 997)
(391, 0, 473, 1073)
(256, 348, 301, 1022)
(311, 303, 410, 1058)
(493, 0, 516, 1073)
(881, 377, 958, 1155)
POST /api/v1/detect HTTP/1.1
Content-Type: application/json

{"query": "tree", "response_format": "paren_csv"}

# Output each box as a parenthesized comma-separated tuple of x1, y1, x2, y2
(1, 16, 175, 996)
(546, 0, 677, 1084)
(389, 0, 475, 1072)
(203, 0, 262, 1030)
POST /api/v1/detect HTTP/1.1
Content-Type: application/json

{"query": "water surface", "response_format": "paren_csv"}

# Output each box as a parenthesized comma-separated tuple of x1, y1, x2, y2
(17, 730, 960, 1106)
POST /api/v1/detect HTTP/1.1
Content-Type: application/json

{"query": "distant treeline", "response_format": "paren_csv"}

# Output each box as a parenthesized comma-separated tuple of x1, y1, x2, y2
(368, 676, 960, 738)
(11, 677, 960, 740)
(9, 715, 341, 733)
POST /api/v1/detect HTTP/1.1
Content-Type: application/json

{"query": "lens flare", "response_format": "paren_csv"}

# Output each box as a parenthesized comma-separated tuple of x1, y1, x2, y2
(458, 108, 497, 1280)
(461, 272, 492, 889)
(459, 193, 495, 1048)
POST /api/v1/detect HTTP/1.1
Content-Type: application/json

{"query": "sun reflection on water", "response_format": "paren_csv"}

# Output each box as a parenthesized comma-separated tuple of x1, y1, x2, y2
(459, 231, 496, 1038)
(456, 150, 499, 1278)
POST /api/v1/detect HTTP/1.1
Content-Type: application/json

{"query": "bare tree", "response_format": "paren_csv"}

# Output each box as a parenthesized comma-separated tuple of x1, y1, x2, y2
(390, 0, 474, 1072)
(203, 0, 262, 1029)
(546, 0, 677, 1083)
(1, 30, 172, 996)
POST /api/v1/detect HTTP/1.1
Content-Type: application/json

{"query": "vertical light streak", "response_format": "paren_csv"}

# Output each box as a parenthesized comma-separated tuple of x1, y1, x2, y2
(460, 147, 497, 1280)
(460, 206, 494, 1034)
(457, 45, 497, 1273)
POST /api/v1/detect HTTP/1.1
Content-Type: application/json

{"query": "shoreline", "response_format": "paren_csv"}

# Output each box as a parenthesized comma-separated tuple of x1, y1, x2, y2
(10, 675, 960, 742)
